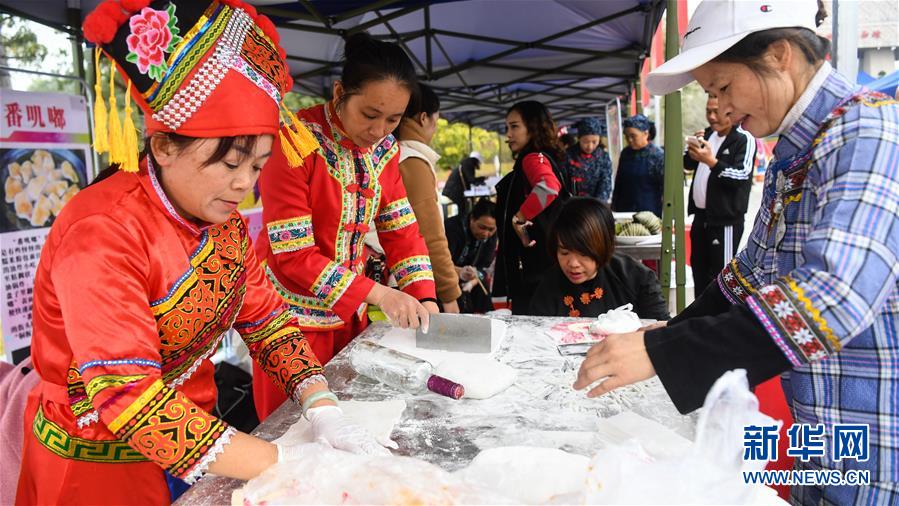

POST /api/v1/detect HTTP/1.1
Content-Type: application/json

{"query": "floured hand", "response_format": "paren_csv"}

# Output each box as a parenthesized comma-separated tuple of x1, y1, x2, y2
(307, 406, 396, 456)
(572, 331, 655, 398)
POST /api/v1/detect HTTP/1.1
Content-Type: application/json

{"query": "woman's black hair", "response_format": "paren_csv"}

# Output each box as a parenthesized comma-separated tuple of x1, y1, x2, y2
(470, 197, 496, 220)
(713, 1, 829, 74)
(404, 82, 440, 118)
(559, 133, 577, 149)
(337, 32, 419, 108)
(507, 100, 564, 162)
(90, 134, 259, 186)
(547, 197, 615, 268)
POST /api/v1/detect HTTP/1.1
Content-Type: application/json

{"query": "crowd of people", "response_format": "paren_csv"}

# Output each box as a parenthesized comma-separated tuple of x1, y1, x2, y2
(6, 0, 898, 504)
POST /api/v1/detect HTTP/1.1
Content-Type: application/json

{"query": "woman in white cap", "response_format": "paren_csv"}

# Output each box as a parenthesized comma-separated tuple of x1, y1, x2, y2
(575, 0, 899, 502)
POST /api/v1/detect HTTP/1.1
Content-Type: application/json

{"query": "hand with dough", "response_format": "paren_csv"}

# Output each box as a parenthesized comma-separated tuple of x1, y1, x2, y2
(279, 405, 396, 459)
(572, 331, 655, 398)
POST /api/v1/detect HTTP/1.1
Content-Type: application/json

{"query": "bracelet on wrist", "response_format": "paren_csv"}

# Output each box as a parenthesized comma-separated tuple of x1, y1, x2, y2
(301, 391, 339, 419)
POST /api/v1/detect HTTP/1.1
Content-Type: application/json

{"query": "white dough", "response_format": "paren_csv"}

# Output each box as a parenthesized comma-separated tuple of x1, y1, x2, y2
(433, 356, 516, 399)
(376, 318, 506, 365)
(273, 399, 407, 446)
(455, 446, 590, 504)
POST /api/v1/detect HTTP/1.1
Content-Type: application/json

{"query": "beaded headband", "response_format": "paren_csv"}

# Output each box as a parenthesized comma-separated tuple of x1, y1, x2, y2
(83, 0, 317, 171)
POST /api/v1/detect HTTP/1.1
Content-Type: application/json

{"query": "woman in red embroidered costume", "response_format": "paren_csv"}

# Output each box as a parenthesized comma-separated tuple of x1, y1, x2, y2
(17, 2, 388, 504)
(253, 33, 438, 420)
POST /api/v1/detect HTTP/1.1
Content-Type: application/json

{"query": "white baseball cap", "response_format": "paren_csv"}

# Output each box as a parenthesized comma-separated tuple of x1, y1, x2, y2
(645, 0, 820, 95)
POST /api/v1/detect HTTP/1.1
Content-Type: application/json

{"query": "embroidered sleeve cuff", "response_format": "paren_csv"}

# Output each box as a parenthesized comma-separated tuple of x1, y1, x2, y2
(646, 303, 791, 414)
(670, 277, 733, 325)
(375, 198, 417, 232)
(312, 262, 357, 309)
(183, 426, 237, 485)
(267, 216, 314, 254)
(718, 259, 755, 304)
(390, 255, 435, 291)
(290, 374, 329, 404)
(108, 380, 233, 481)
(237, 309, 325, 395)
(745, 279, 841, 367)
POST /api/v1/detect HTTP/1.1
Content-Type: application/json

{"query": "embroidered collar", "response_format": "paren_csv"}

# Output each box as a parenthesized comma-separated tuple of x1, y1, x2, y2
(773, 63, 859, 160)
(143, 156, 212, 236)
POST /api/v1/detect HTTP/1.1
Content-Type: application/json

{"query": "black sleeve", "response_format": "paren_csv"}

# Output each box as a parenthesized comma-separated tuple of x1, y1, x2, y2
(443, 217, 464, 263)
(668, 279, 733, 325)
(645, 304, 792, 414)
(475, 235, 498, 273)
(683, 151, 699, 172)
(635, 267, 670, 321)
(528, 272, 561, 316)
(710, 130, 756, 189)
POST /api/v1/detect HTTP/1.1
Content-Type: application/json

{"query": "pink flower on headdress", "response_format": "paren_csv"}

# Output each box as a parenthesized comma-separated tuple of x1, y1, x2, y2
(125, 5, 182, 82)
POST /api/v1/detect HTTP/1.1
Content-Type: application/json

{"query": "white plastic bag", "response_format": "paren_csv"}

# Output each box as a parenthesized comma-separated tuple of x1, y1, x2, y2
(589, 303, 642, 336)
(582, 369, 782, 504)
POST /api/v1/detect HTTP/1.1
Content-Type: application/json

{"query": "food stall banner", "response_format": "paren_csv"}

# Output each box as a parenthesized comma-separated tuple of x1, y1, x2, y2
(0, 89, 95, 363)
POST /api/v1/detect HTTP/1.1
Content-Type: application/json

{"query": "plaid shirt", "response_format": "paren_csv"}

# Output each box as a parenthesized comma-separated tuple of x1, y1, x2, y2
(718, 67, 899, 492)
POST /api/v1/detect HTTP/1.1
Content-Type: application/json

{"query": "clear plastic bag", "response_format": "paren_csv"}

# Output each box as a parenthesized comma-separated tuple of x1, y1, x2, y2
(581, 369, 783, 505)
(238, 370, 784, 505)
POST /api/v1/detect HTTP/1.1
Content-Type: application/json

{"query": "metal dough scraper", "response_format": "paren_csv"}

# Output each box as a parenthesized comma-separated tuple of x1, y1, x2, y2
(415, 313, 493, 353)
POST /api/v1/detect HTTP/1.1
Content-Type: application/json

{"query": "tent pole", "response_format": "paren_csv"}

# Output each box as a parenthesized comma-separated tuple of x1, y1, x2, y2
(660, 0, 686, 312)
(67, 7, 86, 81)
(634, 78, 643, 115)
(496, 131, 502, 177)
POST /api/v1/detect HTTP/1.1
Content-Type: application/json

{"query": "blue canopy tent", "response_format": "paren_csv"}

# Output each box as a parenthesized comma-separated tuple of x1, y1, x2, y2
(1, 0, 665, 128)
(1, 0, 690, 308)
(857, 70, 876, 85)
(866, 69, 899, 98)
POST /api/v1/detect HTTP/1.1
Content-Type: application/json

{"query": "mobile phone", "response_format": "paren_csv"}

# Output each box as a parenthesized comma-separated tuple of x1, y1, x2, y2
(685, 136, 702, 147)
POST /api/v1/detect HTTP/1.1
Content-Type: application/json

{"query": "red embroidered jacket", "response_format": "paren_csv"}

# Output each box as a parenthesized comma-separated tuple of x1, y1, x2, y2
(25, 163, 322, 486)
(256, 103, 436, 330)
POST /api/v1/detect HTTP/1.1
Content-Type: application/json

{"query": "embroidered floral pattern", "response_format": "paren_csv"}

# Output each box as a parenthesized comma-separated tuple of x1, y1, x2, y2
(264, 264, 345, 329)
(746, 280, 838, 366)
(311, 262, 355, 309)
(375, 197, 416, 232)
(391, 256, 434, 290)
(563, 288, 604, 317)
(125, 5, 184, 82)
(267, 216, 314, 254)
(718, 259, 755, 304)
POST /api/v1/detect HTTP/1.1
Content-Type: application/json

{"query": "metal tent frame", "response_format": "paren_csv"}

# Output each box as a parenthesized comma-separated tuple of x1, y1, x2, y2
(0, 0, 687, 310)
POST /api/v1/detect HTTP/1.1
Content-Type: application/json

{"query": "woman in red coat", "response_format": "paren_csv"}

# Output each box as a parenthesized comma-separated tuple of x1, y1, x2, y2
(253, 33, 438, 420)
(17, 2, 387, 504)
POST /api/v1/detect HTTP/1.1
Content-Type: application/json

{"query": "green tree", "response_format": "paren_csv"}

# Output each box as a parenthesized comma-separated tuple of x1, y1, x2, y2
(431, 119, 501, 174)
(0, 14, 50, 88)
(644, 81, 710, 146)
(283, 92, 325, 112)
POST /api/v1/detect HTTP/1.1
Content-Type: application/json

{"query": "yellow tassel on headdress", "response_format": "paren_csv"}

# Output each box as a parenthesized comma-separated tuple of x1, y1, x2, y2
(107, 58, 124, 166)
(283, 105, 320, 160)
(92, 48, 109, 154)
(121, 79, 139, 172)
(278, 130, 303, 167)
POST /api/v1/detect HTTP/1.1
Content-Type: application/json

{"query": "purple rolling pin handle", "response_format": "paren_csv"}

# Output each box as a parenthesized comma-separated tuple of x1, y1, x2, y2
(427, 374, 465, 399)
